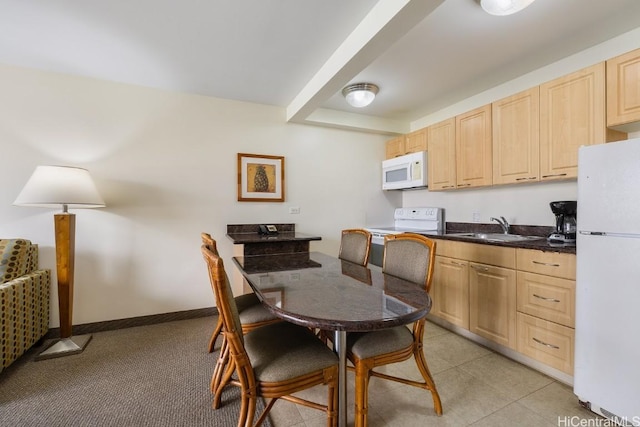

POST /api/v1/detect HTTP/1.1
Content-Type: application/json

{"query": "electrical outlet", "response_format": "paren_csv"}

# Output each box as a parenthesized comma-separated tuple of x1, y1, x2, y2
(472, 211, 481, 223)
(289, 206, 300, 214)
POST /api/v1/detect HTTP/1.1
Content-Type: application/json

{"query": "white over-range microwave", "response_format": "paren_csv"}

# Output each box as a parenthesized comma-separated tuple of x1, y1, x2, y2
(382, 151, 427, 190)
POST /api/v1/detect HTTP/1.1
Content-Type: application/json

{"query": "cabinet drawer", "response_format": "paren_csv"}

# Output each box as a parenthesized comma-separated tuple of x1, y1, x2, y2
(438, 240, 515, 269)
(516, 249, 575, 280)
(435, 239, 467, 259)
(516, 313, 574, 375)
(517, 272, 575, 327)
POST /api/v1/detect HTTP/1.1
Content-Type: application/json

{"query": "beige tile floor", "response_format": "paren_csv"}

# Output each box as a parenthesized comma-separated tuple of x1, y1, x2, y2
(267, 321, 600, 427)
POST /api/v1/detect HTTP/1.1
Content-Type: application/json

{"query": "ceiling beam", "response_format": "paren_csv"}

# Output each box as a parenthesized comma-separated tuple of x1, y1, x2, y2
(285, 0, 444, 132)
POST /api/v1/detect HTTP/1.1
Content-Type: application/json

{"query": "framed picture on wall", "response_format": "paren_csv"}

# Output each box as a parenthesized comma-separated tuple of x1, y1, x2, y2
(237, 153, 285, 202)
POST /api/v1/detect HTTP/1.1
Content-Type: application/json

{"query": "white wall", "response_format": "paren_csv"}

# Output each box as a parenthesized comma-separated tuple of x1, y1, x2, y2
(404, 27, 640, 227)
(0, 64, 398, 327)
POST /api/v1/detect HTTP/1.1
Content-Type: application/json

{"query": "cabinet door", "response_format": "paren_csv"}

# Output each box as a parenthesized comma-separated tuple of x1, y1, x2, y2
(456, 105, 492, 188)
(469, 262, 516, 349)
(432, 256, 469, 329)
(385, 136, 406, 159)
(405, 128, 427, 154)
(427, 118, 457, 190)
(492, 88, 539, 185)
(607, 47, 640, 129)
(539, 63, 605, 181)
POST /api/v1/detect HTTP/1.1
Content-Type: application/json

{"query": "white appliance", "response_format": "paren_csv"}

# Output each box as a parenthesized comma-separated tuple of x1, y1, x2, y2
(575, 138, 640, 426)
(365, 207, 444, 267)
(382, 151, 427, 190)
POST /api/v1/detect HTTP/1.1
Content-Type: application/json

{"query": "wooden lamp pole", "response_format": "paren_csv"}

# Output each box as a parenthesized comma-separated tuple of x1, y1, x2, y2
(36, 205, 93, 359)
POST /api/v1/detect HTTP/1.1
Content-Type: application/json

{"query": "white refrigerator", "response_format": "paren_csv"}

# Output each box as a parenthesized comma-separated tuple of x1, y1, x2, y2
(575, 138, 640, 426)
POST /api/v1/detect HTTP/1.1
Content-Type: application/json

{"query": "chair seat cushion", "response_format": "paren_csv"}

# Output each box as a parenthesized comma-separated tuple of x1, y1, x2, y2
(236, 293, 278, 324)
(347, 326, 413, 360)
(244, 322, 338, 383)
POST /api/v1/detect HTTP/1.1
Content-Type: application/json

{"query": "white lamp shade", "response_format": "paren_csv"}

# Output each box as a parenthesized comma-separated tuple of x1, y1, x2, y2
(14, 165, 105, 209)
(480, 0, 535, 16)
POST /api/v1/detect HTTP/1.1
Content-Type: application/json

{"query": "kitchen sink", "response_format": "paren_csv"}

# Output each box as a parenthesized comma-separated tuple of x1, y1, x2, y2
(447, 232, 544, 243)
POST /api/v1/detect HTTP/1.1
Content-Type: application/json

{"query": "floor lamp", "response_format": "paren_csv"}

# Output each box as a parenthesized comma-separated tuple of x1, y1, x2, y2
(14, 165, 105, 359)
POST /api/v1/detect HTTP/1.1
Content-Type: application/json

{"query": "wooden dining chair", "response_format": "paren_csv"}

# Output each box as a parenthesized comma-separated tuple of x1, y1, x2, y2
(319, 228, 373, 344)
(201, 245, 339, 427)
(201, 232, 279, 353)
(201, 233, 280, 401)
(338, 229, 372, 266)
(346, 232, 442, 427)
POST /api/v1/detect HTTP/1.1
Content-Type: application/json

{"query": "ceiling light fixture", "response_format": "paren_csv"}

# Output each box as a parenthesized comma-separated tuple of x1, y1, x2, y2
(480, 0, 536, 16)
(342, 83, 379, 108)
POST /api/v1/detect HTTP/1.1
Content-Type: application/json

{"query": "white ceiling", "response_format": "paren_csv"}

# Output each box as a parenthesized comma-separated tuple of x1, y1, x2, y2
(2, 0, 640, 134)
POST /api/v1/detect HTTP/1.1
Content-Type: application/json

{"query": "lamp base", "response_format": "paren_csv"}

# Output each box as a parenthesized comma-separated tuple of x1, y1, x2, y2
(35, 335, 93, 361)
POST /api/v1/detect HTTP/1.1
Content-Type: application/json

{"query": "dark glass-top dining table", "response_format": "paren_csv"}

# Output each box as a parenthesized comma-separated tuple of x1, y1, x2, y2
(232, 251, 432, 427)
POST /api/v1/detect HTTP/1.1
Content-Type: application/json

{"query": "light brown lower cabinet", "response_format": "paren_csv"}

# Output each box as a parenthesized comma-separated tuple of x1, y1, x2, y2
(469, 262, 517, 349)
(432, 256, 469, 329)
(516, 312, 574, 374)
(429, 240, 577, 378)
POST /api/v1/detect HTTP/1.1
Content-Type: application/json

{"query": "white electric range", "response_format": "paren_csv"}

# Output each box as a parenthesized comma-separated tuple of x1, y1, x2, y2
(365, 207, 444, 267)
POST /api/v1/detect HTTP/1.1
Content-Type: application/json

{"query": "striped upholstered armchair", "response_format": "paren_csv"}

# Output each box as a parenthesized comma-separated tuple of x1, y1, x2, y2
(0, 239, 50, 372)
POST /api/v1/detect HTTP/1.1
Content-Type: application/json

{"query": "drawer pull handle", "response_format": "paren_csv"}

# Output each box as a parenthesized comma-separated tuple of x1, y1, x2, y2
(533, 294, 560, 303)
(533, 337, 560, 349)
(450, 261, 466, 266)
(515, 177, 537, 181)
(457, 183, 471, 187)
(442, 185, 455, 189)
(532, 260, 560, 267)
(471, 265, 489, 272)
(541, 173, 567, 178)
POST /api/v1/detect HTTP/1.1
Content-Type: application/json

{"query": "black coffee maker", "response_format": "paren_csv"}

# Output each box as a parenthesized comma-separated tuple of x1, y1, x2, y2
(548, 201, 577, 244)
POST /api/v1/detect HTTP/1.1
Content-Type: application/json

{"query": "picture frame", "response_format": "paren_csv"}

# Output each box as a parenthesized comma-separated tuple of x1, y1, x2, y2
(237, 153, 285, 202)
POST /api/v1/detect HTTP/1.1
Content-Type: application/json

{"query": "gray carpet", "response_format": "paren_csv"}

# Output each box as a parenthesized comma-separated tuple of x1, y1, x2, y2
(0, 316, 271, 427)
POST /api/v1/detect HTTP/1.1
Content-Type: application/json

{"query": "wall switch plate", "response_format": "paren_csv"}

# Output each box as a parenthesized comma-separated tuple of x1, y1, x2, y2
(472, 211, 481, 223)
(289, 206, 300, 214)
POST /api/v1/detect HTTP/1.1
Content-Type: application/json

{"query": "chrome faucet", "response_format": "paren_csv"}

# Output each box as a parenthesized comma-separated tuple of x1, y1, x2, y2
(490, 216, 510, 234)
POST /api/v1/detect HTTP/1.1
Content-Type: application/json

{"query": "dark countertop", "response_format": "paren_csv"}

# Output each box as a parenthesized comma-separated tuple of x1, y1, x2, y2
(226, 231, 322, 245)
(420, 222, 576, 254)
(425, 233, 576, 254)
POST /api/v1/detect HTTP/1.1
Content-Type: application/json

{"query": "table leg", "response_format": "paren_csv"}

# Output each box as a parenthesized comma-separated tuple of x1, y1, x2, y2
(334, 330, 347, 427)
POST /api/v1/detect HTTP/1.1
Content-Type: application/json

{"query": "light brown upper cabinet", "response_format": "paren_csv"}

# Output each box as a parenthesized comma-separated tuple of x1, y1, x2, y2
(607, 48, 640, 131)
(404, 127, 427, 154)
(492, 88, 540, 185)
(385, 135, 405, 159)
(539, 63, 624, 181)
(455, 105, 492, 188)
(427, 118, 457, 190)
